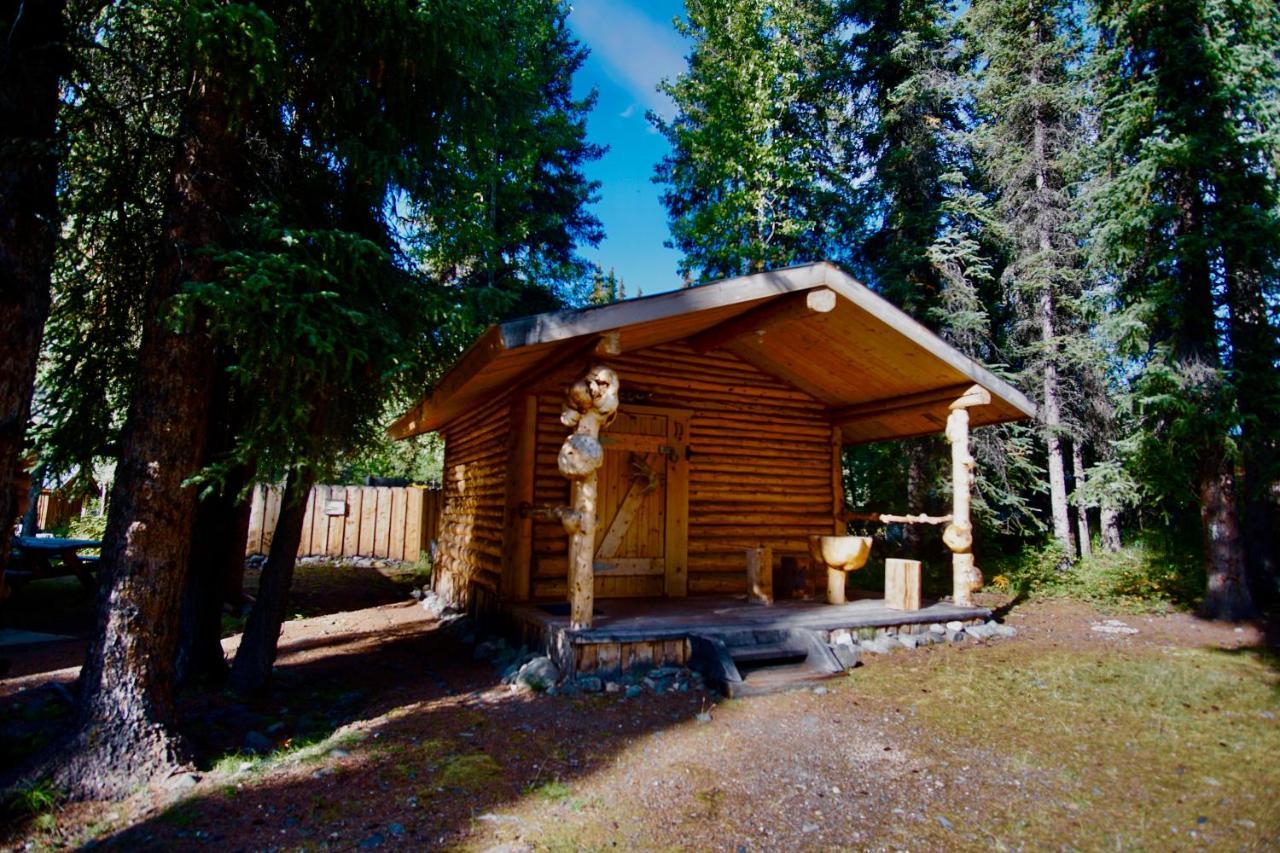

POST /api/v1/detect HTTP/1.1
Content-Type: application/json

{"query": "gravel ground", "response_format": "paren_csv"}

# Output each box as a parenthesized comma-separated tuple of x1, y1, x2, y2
(2, 586, 1276, 851)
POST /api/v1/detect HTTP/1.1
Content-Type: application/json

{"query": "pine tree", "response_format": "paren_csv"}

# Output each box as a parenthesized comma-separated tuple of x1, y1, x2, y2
(842, 0, 961, 319)
(654, 0, 854, 281)
(965, 0, 1088, 558)
(840, 0, 972, 548)
(1089, 0, 1280, 618)
(31, 0, 604, 797)
(0, 0, 69, 594)
(588, 265, 622, 305)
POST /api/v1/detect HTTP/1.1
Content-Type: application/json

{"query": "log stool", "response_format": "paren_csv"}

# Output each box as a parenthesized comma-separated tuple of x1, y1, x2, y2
(884, 558, 922, 611)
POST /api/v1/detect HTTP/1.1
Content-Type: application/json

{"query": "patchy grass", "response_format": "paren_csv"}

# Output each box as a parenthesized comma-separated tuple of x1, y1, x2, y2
(854, 641, 1280, 847)
(2, 780, 64, 847)
(526, 780, 573, 802)
(209, 728, 367, 778)
(437, 754, 503, 790)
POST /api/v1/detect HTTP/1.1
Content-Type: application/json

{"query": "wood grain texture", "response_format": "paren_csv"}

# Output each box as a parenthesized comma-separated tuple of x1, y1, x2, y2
(434, 393, 512, 606)
(529, 343, 834, 600)
(885, 558, 922, 611)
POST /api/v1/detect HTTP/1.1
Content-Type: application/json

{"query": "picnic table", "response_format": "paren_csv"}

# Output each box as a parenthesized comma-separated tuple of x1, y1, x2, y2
(6, 535, 102, 592)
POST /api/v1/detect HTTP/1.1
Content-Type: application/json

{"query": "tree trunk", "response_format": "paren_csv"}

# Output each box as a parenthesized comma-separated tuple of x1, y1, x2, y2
(1100, 505, 1122, 552)
(175, 351, 252, 688)
(229, 468, 315, 695)
(1198, 446, 1255, 620)
(1223, 264, 1279, 605)
(1173, 186, 1254, 621)
(1041, 360, 1073, 558)
(0, 0, 66, 584)
(1072, 441, 1092, 560)
(903, 440, 930, 556)
(47, 69, 240, 800)
(175, 467, 252, 688)
(19, 463, 43, 536)
(1026, 50, 1074, 562)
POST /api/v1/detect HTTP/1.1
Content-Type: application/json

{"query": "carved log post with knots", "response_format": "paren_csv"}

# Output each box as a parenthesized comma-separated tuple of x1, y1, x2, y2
(942, 386, 991, 607)
(557, 365, 620, 629)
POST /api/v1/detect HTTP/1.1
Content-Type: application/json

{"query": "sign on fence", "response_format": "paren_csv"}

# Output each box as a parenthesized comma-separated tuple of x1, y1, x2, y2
(245, 484, 443, 562)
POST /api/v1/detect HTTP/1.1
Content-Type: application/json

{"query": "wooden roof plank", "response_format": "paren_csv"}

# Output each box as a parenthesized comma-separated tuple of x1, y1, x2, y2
(389, 262, 1037, 438)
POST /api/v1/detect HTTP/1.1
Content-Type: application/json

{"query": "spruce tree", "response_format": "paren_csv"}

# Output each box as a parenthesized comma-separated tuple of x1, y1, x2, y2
(30, 0, 603, 797)
(1089, 0, 1280, 618)
(0, 0, 69, 592)
(841, 0, 961, 319)
(965, 0, 1088, 558)
(840, 0, 972, 548)
(654, 0, 854, 281)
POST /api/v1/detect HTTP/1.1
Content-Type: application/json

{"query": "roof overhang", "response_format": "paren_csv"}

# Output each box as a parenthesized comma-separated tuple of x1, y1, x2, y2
(390, 262, 1035, 444)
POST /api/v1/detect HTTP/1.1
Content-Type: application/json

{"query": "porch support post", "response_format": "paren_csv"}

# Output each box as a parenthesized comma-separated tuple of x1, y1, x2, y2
(557, 364, 620, 630)
(943, 385, 991, 607)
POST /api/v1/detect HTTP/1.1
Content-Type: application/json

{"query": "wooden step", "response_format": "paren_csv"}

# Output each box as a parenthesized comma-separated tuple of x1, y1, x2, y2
(729, 642, 808, 664)
(728, 663, 840, 698)
(688, 628, 845, 697)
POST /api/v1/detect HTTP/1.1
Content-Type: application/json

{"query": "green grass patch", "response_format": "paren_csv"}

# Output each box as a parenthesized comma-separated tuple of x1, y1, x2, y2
(854, 642, 1280, 847)
(5, 780, 60, 818)
(527, 780, 573, 802)
(210, 729, 366, 777)
(436, 753, 503, 790)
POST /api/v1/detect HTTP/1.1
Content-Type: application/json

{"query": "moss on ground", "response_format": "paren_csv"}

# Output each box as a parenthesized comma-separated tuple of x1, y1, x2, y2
(437, 753, 503, 790)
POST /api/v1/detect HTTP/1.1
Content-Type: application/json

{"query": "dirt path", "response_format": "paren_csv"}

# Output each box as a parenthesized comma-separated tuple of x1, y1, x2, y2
(3, 596, 1277, 851)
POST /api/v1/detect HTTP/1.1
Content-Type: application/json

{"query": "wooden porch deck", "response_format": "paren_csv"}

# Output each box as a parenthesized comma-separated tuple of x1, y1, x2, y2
(502, 594, 991, 678)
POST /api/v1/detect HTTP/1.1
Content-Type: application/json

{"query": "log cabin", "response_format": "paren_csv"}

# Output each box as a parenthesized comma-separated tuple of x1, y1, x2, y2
(391, 262, 1036, 693)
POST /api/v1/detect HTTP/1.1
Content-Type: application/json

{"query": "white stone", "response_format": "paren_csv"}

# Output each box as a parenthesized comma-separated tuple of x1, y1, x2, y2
(1090, 622, 1138, 635)
(830, 628, 854, 646)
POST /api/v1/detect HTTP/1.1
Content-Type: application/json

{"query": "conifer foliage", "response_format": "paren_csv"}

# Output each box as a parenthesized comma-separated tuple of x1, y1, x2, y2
(654, 0, 854, 281)
(1088, 0, 1280, 618)
(8, 0, 602, 799)
(654, 0, 1280, 607)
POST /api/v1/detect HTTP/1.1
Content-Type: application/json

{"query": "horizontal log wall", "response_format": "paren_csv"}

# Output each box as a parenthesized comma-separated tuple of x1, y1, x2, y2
(434, 393, 511, 607)
(530, 342, 836, 599)
(245, 484, 442, 562)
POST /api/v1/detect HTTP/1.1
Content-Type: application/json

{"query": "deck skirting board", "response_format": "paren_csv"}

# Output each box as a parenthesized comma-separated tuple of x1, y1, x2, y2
(501, 596, 991, 678)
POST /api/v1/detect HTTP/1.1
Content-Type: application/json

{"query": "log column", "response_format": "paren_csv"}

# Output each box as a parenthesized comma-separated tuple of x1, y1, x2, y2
(556, 365, 620, 630)
(943, 386, 991, 607)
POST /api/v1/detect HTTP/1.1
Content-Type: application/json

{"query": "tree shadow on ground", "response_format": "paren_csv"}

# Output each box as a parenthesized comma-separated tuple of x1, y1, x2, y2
(0, 561, 425, 684)
(79, 609, 706, 851)
(242, 561, 428, 620)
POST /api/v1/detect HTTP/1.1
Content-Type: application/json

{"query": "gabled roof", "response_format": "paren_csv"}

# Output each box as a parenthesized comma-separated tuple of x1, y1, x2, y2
(390, 262, 1035, 444)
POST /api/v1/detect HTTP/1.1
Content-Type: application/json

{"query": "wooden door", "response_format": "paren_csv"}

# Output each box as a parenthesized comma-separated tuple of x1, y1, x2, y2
(594, 407, 689, 598)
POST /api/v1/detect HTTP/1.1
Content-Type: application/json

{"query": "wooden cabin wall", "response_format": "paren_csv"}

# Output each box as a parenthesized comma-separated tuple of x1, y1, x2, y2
(434, 393, 511, 607)
(530, 342, 839, 599)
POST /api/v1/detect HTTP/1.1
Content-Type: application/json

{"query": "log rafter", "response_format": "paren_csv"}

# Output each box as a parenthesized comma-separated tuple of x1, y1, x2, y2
(687, 287, 837, 354)
(829, 382, 976, 426)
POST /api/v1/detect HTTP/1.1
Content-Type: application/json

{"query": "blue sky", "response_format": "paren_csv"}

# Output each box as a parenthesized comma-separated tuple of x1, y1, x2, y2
(567, 1, 689, 297)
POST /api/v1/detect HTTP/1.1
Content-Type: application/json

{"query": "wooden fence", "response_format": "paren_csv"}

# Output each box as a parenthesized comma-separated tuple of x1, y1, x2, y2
(245, 484, 443, 562)
(36, 489, 86, 532)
